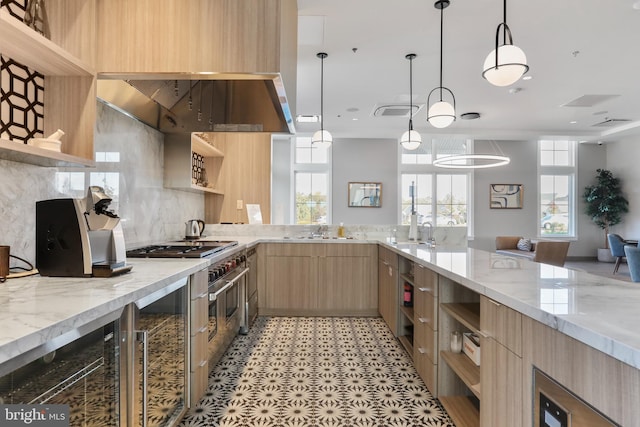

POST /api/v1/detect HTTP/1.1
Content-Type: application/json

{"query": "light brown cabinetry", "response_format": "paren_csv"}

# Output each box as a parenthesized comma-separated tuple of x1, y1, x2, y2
(413, 264, 439, 394)
(378, 246, 398, 334)
(204, 133, 272, 224)
(0, 2, 96, 167)
(164, 133, 224, 194)
(260, 243, 377, 316)
(189, 268, 209, 405)
(96, 0, 296, 76)
(479, 296, 523, 427)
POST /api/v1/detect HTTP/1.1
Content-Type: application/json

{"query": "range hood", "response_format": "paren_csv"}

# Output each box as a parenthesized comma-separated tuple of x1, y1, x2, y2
(96, 73, 295, 134)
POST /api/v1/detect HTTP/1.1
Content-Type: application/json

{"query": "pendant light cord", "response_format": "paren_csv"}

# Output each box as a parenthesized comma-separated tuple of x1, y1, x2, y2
(320, 54, 325, 133)
(409, 55, 414, 131)
(439, 3, 444, 101)
(502, 0, 507, 45)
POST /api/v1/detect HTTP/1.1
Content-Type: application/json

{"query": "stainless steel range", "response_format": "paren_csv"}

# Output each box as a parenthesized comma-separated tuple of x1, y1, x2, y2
(126, 240, 249, 373)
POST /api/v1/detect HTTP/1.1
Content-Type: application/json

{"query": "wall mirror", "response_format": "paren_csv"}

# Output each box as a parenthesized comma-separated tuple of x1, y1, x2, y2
(348, 182, 382, 207)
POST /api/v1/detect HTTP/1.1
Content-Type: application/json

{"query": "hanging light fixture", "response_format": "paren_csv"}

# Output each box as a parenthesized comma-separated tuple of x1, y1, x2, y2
(427, 0, 456, 129)
(400, 54, 422, 150)
(433, 139, 511, 168)
(311, 52, 332, 148)
(482, 0, 529, 86)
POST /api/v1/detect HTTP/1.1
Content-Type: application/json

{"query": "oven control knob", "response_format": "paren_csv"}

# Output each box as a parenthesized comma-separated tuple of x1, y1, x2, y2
(240, 255, 246, 262)
(219, 266, 226, 275)
(208, 271, 216, 281)
(236, 257, 242, 264)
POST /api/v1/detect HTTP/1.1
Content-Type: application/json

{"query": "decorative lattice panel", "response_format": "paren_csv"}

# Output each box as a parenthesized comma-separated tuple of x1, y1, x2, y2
(1, 0, 44, 143)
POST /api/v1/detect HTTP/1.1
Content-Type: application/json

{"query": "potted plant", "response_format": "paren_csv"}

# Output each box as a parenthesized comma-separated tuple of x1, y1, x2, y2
(583, 169, 629, 262)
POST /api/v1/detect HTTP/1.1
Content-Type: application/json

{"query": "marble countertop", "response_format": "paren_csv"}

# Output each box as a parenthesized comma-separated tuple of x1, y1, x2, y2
(2, 236, 640, 372)
(387, 242, 640, 369)
(0, 257, 210, 368)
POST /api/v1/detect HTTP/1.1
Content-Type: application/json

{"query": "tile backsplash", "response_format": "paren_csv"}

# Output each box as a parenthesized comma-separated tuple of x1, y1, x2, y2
(0, 101, 204, 265)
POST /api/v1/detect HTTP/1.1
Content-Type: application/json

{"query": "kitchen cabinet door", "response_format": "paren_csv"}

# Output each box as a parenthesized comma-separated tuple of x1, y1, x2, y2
(263, 254, 317, 313)
(378, 257, 398, 335)
(480, 337, 523, 427)
(317, 244, 378, 315)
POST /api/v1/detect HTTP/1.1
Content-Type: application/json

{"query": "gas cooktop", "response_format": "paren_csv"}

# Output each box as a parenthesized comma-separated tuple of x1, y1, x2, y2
(126, 241, 238, 258)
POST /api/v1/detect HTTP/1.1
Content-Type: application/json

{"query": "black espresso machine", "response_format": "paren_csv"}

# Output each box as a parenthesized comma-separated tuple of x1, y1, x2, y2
(36, 186, 132, 277)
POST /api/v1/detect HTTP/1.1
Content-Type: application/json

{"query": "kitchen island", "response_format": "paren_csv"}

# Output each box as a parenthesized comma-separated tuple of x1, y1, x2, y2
(1, 238, 640, 426)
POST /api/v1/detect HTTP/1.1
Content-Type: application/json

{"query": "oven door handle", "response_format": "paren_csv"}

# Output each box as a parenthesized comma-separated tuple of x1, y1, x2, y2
(209, 267, 249, 301)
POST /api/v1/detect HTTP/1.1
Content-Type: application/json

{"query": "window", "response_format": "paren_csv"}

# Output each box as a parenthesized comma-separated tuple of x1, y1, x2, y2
(538, 140, 576, 237)
(293, 137, 330, 224)
(400, 138, 469, 228)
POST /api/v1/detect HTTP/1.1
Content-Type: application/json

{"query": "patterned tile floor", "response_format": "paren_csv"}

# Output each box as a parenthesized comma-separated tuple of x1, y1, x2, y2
(179, 317, 455, 427)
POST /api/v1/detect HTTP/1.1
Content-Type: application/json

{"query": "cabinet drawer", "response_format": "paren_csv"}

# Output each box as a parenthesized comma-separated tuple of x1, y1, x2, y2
(191, 269, 208, 298)
(414, 321, 438, 365)
(190, 358, 209, 405)
(414, 264, 438, 296)
(414, 287, 437, 329)
(414, 341, 438, 394)
(265, 243, 325, 257)
(378, 246, 398, 268)
(191, 292, 208, 333)
(191, 324, 208, 366)
(325, 243, 376, 257)
(480, 296, 522, 356)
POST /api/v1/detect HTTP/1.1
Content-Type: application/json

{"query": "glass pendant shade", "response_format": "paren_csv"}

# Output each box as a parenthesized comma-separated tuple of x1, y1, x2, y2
(312, 129, 332, 149)
(482, 44, 528, 86)
(400, 129, 422, 150)
(428, 101, 455, 128)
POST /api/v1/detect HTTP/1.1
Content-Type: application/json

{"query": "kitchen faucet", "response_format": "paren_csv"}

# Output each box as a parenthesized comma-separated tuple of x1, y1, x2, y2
(423, 222, 435, 247)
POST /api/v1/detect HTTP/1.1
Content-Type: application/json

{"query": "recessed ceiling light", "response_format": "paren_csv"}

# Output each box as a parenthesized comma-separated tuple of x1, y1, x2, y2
(570, 120, 577, 124)
(296, 115, 320, 123)
(352, 118, 358, 121)
(522, 75, 532, 81)
(460, 112, 481, 120)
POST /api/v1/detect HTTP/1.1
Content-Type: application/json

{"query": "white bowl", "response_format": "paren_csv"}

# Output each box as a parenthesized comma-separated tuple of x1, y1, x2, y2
(27, 138, 62, 152)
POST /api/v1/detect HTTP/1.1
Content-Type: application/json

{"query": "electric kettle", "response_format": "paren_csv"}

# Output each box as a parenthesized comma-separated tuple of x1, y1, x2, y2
(185, 219, 205, 239)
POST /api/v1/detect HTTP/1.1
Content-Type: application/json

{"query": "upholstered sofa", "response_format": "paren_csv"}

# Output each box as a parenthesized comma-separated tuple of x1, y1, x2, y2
(495, 236, 570, 267)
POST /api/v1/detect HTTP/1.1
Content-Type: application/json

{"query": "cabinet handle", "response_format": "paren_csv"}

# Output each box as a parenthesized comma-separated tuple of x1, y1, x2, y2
(136, 330, 149, 427)
(418, 317, 429, 324)
(198, 326, 208, 334)
(198, 292, 207, 299)
(477, 330, 490, 339)
(388, 266, 393, 277)
(418, 347, 427, 354)
(418, 287, 430, 292)
(417, 264, 424, 269)
(199, 360, 207, 368)
(489, 299, 501, 307)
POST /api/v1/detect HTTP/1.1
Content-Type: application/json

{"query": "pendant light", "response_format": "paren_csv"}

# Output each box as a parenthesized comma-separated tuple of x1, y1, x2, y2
(311, 52, 332, 148)
(482, 0, 529, 86)
(427, 0, 456, 129)
(433, 139, 510, 168)
(400, 54, 421, 150)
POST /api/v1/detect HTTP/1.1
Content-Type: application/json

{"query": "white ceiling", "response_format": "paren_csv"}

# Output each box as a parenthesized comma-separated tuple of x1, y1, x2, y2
(295, 0, 640, 142)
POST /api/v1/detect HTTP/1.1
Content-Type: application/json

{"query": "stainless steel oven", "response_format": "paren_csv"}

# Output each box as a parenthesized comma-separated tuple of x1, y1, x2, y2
(207, 253, 248, 368)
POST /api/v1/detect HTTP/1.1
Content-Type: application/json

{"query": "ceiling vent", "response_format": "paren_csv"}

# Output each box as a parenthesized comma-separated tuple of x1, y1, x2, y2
(372, 104, 423, 117)
(561, 94, 619, 107)
(592, 118, 632, 127)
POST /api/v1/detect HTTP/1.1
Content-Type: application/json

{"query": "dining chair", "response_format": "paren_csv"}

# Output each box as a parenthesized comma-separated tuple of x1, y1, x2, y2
(608, 234, 627, 274)
(624, 245, 640, 282)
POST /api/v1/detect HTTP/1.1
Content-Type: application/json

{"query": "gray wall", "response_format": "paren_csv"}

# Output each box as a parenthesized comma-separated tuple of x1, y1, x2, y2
(607, 135, 640, 240)
(331, 138, 398, 225)
(469, 140, 606, 257)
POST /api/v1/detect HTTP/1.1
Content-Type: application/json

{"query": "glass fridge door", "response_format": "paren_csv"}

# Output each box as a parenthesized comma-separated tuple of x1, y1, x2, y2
(132, 279, 188, 427)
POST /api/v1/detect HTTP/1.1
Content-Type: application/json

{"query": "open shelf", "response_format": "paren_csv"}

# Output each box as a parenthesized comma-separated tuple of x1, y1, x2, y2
(441, 303, 480, 334)
(397, 335, 414, 359)
(190, 184, 224, 195)
(192, 133, 224, 157)
(441, 351, 481, 399)
(0, 9, 94, 76)
(399, 305, 414, 322)
(439, 396, 479, 427)
(0, 138, 95, 168)
(400, 272, 415, 285)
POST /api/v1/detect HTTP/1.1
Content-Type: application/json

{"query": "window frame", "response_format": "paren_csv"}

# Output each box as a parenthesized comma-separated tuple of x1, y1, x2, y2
(291, 136, 332, 225)
(537, 139, 577, 238)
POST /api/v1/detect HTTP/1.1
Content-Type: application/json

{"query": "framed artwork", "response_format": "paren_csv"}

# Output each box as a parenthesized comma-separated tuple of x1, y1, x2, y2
(490, 184, 523, 209)
(348, 182, 382, 207)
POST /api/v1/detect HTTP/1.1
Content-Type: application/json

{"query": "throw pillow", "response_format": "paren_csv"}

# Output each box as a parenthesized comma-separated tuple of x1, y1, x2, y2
(517, 238, 532, 251)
